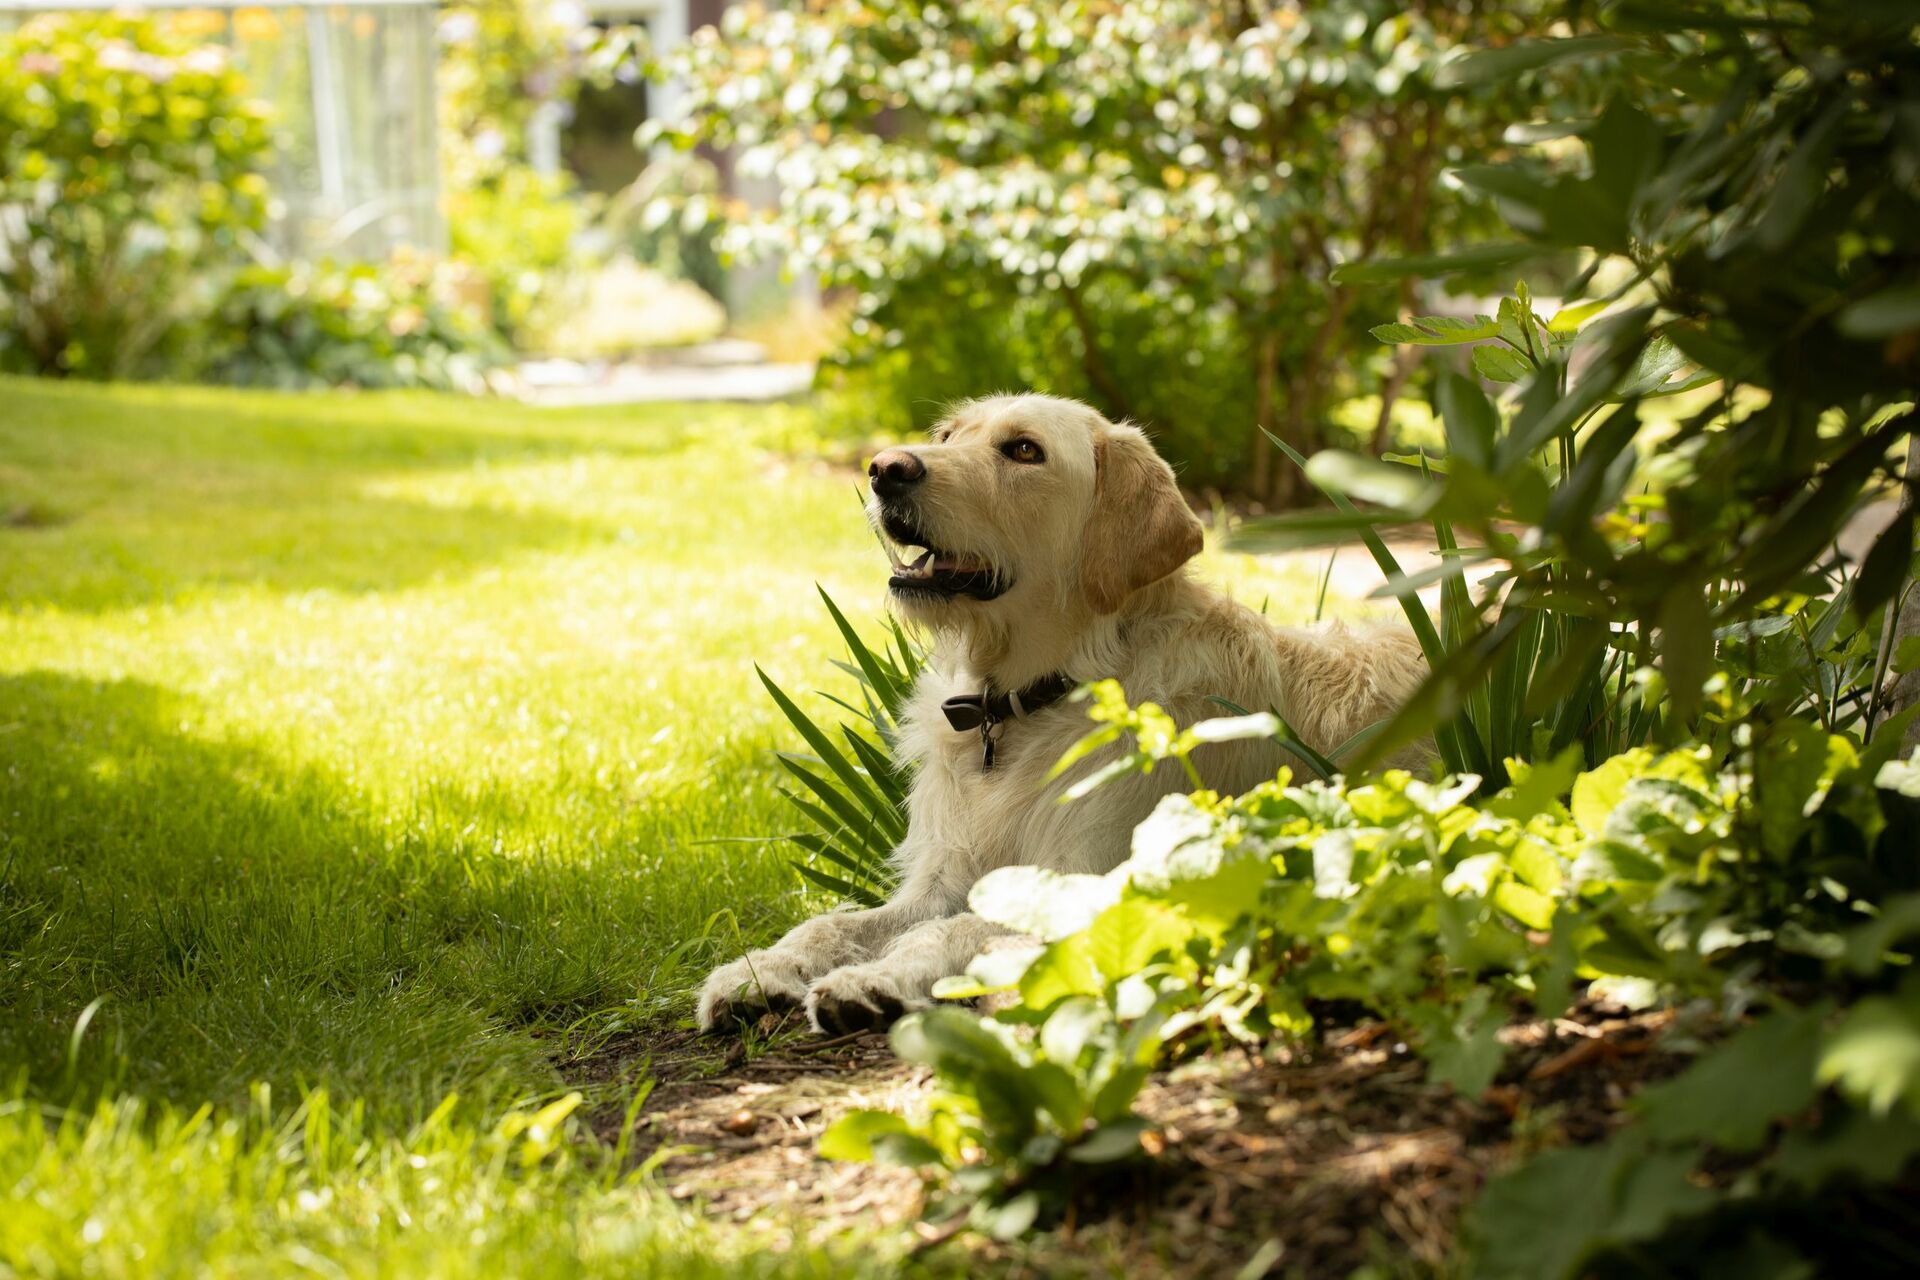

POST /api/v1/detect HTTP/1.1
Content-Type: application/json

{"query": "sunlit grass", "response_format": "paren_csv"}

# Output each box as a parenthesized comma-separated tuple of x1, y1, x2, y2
(0, 376, 1323, 1274)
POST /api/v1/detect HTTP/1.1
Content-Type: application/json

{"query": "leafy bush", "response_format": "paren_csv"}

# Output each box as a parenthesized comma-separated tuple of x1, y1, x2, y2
(0, 13, 273, 379)
(825, 688, 1920, 1264)
(1239, 285, 1896, 788)
(447, 162, 591, 347)
(655, 0, 1539, 501)
(1236, 0, 1920, 758)
(200, 257, 505, 393)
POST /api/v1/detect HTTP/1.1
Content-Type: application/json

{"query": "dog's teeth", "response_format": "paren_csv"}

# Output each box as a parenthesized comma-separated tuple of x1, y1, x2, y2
(910, 550, 933, 571)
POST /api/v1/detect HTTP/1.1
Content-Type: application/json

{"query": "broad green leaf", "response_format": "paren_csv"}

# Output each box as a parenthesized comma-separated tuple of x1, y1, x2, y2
(1837, 285, 1920, 339)
(1636, 1007, 1826, 1150)
(1493, 879, 1556, 930)
(934, 943, 1042, 999)
(1853, 515, 1913, 617)
(1066, 1118, 1149, 1164)
(1303, 450, 1437, 511)
(1473, 343, 1534, 383)
(1571, 749, 1653, 835)
(819, 1110, 939, 1164)
(1774, 1105, 1920, 1188)
(1509, 838, 1563, 895)
(1753, 719, 1842, 856)
(1549, 299, 1610, 332)
(1086, 898, 1193, 982)
(1469, 1140, 1714, 1280)
(1433, 34, 1635, 89)
(1425, 1012, 1505, 1098)
(1369, 314, 1499, 346)
(969, 865, 1122, 941)
(1876, 753, 1920, 799)
(1436, 370, 1499, 470)
(978, 1191, 1040, 1240)
(1817, 989, 1920, 1117)
(1018, 933, 1104, 1009)
(1039, 996, 1109, 1066)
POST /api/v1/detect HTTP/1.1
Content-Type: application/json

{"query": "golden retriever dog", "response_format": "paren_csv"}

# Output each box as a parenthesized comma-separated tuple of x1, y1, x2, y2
(698, 393, 1425, 1034)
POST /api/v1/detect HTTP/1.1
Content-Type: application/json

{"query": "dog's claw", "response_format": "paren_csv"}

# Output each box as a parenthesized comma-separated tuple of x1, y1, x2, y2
(701, 988, 801, 1035)
(805, 970, 917, 1035)
(697, 952, 811, 1034)
(811, 993, 905, 1036)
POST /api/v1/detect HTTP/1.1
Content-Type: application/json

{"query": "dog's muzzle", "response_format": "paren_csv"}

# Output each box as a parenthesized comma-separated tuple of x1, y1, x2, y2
(870, 454, 1008, 601)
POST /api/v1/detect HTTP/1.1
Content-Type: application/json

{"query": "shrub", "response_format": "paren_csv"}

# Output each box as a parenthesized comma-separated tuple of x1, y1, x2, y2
(654, 0, 1538, 502)
(447, 162, 592, 348)
(1236, 1, 1920, 768)
(200, 257, 505, 393)
(0, 13, 273, 379)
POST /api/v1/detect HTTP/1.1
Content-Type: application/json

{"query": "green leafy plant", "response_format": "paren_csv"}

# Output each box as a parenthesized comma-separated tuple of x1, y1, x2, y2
(756, 590, 922, 906)
(1239, 285, 1900, 789)
(823, 684, 1920, 1255)
(0, 12, 273, 379)
(200, 257, 505, 393)
(1470, 892, 1920, 1280)
(1235, 0, 1919, 768)
(653, 0, 1547, 500)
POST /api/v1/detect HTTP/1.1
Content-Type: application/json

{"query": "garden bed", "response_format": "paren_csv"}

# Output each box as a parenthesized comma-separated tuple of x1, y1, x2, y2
(577, 998, 1689, 1275)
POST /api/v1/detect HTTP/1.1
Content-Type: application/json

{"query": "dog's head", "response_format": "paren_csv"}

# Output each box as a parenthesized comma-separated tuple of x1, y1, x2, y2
(866, 394, 1204, 628)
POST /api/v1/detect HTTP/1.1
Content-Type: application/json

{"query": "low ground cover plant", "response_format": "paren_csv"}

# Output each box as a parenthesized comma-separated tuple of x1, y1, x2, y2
(822, 691, 1920, 1269)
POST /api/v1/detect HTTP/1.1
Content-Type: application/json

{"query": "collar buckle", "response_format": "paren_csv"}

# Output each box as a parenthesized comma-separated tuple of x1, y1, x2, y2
(942, 674, 1077, 770)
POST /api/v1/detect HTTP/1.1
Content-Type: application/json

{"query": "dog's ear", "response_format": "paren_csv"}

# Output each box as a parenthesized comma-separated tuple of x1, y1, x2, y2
(1080, 426, 1205, 615)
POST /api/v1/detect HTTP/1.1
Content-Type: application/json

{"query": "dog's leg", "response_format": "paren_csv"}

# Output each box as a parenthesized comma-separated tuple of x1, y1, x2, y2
(697, 893, 947, 1032)
(804, 912, 1012, 1034)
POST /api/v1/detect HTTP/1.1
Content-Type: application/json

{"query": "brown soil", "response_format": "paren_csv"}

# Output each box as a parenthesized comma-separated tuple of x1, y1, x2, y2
(570, 1000, 1691, 1277)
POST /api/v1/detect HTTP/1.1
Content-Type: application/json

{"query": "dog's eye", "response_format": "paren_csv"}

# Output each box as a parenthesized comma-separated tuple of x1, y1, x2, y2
(1001, 439, 1045, 465)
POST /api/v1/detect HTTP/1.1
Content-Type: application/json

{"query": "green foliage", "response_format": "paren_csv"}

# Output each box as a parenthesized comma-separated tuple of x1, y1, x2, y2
(1471, 936, 1920, 1280)
(448, 162, 592, 347)
(1243, 287, 1894, 786)
(0, 12, 273, 379)
(757, 591, 923, 906)
(1238, 0, 1920, 763)
(200, 258, 506, 393)
(824, 688, 1920, 1257)
(657, 0, 1540, 500)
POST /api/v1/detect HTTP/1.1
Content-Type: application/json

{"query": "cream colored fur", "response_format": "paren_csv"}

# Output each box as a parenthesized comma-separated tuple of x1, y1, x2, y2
(697, 394, 1427, 1034)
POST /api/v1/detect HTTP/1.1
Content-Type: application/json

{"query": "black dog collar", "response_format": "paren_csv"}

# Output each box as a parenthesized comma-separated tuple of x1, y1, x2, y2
(941, 673, 1077, 770)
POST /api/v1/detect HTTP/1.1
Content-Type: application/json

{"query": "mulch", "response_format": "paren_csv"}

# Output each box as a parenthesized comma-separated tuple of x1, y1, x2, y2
(568, 999, 1695, 1276)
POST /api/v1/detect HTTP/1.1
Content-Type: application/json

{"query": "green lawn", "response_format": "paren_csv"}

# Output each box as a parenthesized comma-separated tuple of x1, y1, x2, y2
(0, 377, 1314, 1276)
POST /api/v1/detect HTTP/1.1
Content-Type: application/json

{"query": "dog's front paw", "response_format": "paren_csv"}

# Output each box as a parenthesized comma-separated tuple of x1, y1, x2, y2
(804, 966, 928, 1036)
(697, 952, 809, 1033)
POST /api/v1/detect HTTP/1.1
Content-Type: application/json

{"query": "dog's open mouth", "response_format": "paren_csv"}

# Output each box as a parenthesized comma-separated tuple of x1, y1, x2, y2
(881, 512, 1007, 600)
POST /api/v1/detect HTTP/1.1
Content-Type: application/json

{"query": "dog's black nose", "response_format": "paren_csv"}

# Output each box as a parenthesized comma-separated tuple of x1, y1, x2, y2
(868, 448, 926, 497)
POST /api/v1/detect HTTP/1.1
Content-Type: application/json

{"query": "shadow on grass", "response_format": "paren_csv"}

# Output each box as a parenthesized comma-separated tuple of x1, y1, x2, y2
(0, 378, 712, 612)
(0, 669, 778, 1122)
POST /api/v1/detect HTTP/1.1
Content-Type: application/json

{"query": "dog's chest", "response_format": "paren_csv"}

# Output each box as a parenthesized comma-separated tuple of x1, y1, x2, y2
(904, 693, 1139, 879)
